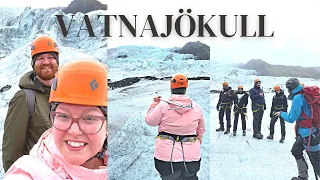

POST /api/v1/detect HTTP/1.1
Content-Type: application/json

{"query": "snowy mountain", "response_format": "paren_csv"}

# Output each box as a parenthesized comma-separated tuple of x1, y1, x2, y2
(239, 59, 320, 79)
(0, 7, 25, 26)
(211, 60, 320, 93)
(108, 46, 210, 81)
(313, 67, 320, 72)
(0, 6, 107, 59)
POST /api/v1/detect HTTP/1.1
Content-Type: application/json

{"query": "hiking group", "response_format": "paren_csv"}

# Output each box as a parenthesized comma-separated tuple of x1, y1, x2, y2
(216, 78, 320, 180)
(2, 35, 108, 179)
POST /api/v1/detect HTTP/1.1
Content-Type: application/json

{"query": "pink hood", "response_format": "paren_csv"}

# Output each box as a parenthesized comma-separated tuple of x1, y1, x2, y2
(165, 95, 193, 114)
(4, 129, 107, 180)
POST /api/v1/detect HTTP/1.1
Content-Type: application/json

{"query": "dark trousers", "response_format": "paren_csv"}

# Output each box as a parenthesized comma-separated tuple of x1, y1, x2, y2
(155, 158, 201, 180)
(219, 107, 231, 128)
(252, 108, 264, 134)
(233, 112, 246, 132)
(291, 131, 320, 178)
(269, 115, 286, 136)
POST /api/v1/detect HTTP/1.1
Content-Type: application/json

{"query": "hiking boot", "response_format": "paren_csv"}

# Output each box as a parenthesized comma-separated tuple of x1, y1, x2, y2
(233, 131, 236, 136)
(224, 128, 230, 134)
(253, 133, 263, 139)
(294, 158, 308, 180)
(216, 127, 224, 132)
(242, 130, 246, 136)
(291, 176, 307, 180)
(279, 136, 285, 143)
(267, 135, 273, 140)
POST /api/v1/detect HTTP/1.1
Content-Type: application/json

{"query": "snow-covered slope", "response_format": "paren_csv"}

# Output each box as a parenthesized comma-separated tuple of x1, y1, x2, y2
(0, 7, 25, 26)
(0, 7, 107, 58)
(108, 46, 210, 81)
(108, 80, 210, 180)
(211, 61, 320, 92)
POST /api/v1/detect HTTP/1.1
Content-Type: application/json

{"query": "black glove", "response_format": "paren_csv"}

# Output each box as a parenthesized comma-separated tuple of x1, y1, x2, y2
(264, 105, 266, 110)
(270, 108, 274, 117)
(216, 105, 220, 111)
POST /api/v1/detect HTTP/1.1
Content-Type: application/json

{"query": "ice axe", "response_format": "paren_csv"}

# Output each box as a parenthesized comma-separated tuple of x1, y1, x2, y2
(155, 92, 193, 109)
(159, 97, 193, 109)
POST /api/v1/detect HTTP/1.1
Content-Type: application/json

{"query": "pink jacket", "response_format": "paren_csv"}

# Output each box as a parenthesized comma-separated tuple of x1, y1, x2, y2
(145, 94, 205, 162)
(3, 129, 107, 180)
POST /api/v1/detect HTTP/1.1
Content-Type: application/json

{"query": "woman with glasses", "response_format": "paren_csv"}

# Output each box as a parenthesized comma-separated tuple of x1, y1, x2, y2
(3, 59, 108, 179)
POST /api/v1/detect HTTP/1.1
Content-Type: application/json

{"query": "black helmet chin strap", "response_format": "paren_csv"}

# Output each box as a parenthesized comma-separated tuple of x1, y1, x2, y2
(85, 137, 108, 163)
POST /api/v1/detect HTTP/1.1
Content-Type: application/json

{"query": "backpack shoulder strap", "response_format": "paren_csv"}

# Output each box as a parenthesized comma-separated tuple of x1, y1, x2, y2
(22, 89, 35, 154)
(22, 89, 35, 121)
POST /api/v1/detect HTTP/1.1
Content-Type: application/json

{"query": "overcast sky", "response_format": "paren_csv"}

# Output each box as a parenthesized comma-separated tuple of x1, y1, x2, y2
(1, 0, 319, 66)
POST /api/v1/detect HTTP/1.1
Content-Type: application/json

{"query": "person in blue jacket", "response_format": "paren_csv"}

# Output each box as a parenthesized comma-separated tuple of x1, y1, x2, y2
(274, 78, 320, 180)
(249, 79, 266, 139)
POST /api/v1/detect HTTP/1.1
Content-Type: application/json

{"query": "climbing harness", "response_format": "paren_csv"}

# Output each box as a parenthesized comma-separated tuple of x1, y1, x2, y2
(219, 102, 232, 111)
(156, 132, 197, 177)
(232, 104, 248, 120)
(252, 103, 264, 113)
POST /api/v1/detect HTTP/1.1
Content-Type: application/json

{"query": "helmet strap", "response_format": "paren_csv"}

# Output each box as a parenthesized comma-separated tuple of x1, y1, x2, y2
(85, 137, 108, 163)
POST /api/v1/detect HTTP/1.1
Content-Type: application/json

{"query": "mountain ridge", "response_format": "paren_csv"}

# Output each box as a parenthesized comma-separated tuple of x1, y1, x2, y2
(239, 59, 320, 79)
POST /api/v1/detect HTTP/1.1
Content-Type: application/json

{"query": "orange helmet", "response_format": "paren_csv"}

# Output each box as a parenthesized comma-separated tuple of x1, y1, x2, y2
(254, 79, 261, 84)
(49, 59, 108, 106)
(274, 85, 281, 91)
(222, 82, 228, 86)
(170, 73, 188, 89)
(31, 35, 59, 57)
(238, 85, 243, 89)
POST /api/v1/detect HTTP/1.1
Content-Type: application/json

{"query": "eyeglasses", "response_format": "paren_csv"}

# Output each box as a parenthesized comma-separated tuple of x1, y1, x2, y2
(50, 112, 106, 134)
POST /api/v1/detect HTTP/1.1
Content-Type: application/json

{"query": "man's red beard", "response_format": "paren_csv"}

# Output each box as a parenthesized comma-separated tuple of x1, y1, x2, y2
(35, 64, 58, 80)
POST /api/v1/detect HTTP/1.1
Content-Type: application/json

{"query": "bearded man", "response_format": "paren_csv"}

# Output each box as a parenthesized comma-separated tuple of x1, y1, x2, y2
(2, 35, 59, 172)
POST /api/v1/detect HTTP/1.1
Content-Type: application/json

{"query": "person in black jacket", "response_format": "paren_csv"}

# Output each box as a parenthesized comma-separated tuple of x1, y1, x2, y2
(233, 85, 249, 136)
(267, 85, 288, 143)
(216, 81, 234, 134)
(249, 79, 266, 139)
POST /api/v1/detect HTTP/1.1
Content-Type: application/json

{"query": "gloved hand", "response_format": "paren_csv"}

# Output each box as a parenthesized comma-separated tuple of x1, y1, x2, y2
(270, 108, 274, 117)
(264, 105, 266, 110)
(274, 112, 281, 117)
(153, 95, 161, 102)
(216, 105, 220, 111)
